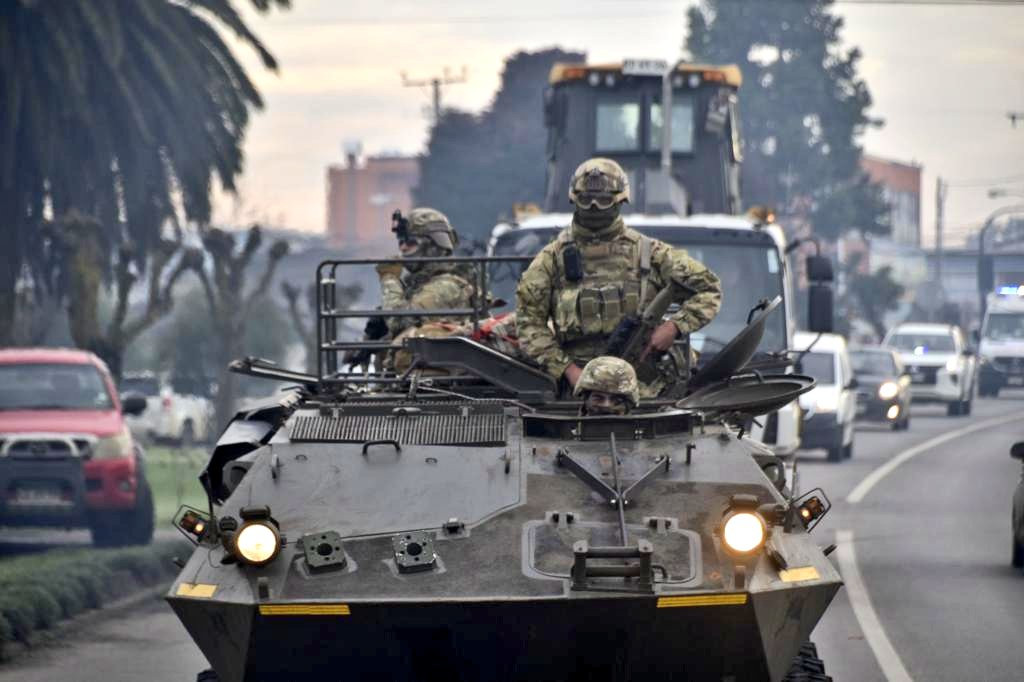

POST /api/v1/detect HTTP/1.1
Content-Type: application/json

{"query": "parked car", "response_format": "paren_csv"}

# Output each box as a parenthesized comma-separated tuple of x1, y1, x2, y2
(849, 347, 912, 430)
(1011, 441, 1024, 569)
(794, 331, 857, 462)
(0, 348, 154, 546)
(121, 371, 213, 445)
(882, 322, 977, 416)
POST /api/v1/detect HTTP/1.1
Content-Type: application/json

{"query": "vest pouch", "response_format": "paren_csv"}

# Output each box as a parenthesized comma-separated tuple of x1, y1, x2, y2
(554, 288, 583, 339)
(577, 289, 603, 336)
(599, 286, 623, 334)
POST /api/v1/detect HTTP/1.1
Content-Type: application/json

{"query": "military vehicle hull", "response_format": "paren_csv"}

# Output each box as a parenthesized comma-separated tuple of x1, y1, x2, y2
(168, 399, 840, 682)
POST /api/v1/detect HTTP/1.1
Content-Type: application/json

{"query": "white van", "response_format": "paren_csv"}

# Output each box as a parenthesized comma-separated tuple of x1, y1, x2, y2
(794, 332, 857, 462)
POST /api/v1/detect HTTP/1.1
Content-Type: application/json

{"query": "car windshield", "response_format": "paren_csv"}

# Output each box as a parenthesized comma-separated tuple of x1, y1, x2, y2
(983, 313, 1024, 340)
(490, 226, 787, 353)
(121, 376, 160, 396)
(0, 363, 114, 410)
(886, 332, 955, 353)
(851, 351, 896, 376)
(798, 351, 835, 384)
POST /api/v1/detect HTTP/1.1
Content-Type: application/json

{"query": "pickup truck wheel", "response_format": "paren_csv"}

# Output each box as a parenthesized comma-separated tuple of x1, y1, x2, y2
(826, 431, 844, 463)
(1013, 537, 1024, 569)
(946, 400, 961, 417)
(197, 670, 220, 682)
(961, 397, 972, 415)
(89, 478, 155, 547)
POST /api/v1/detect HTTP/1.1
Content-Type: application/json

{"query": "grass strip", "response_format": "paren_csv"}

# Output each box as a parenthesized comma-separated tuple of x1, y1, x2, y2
(0, 539, 188, 661)
(144, 445, 209, 524)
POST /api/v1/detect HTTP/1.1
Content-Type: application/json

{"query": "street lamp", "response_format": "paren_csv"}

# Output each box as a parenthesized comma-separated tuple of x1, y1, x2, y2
(987, 188, 1024, 201)
(977, 203, 1024, 318)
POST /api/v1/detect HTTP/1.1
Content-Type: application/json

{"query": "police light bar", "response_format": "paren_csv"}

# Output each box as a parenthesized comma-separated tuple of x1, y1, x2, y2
(997, 285, 1024, 296)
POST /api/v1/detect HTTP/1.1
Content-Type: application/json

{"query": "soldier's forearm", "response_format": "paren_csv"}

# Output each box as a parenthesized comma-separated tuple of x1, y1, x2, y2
(670, 293, 721, 334)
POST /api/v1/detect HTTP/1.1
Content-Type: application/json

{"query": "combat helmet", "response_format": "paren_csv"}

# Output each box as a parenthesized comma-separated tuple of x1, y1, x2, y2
(568, 158, 631, 209)
(573, 356, 640, 407)
(405, 207, 459, 252)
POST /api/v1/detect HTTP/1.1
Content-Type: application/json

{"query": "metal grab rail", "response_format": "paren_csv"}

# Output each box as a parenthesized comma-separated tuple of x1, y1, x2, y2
(316, 256, 533, 379)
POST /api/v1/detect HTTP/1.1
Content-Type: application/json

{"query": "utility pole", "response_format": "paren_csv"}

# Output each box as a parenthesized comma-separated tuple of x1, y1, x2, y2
(935, 176, 946, 305)
(401, 67, 468, 124)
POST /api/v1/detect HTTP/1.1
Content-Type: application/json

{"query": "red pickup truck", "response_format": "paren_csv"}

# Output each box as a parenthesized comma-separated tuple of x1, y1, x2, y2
(0, 348, 154, 546)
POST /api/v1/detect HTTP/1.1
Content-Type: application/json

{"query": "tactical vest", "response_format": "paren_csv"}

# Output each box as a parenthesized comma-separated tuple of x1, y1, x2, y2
(550, 226, 653, 346)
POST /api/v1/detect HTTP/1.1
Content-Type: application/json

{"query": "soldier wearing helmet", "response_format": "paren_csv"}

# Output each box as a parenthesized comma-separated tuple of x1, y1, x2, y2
(573, 356, 639, 416)
(516, 157, 721, 397)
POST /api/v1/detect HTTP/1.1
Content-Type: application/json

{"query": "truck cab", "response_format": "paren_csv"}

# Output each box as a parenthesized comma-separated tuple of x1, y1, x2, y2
(978, 288, 1024, 396)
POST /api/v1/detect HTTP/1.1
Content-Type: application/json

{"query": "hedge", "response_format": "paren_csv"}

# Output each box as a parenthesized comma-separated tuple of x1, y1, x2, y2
(0, 539, 188, 660)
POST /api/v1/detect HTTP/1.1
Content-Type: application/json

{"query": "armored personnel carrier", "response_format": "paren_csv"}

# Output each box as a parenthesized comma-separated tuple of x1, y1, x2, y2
(168, 257, 841, 682)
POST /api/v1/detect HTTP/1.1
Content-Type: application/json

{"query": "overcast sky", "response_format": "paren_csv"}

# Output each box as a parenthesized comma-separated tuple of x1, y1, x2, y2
(210, 0, 1024, 247)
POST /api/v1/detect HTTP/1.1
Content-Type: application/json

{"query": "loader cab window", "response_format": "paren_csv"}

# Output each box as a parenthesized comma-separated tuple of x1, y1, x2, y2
(648, 96, 695, 153)
(596, 100, 641, 152)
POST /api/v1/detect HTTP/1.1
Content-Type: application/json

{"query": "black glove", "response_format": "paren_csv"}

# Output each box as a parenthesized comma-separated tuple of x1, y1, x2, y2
(364, 316, 388, 340)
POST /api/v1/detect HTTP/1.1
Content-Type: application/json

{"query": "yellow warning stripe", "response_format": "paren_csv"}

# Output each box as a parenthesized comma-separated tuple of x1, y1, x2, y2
(176, 583, 217, 598)
(259, 604, 351, 616)
(657, 594, 748, 608)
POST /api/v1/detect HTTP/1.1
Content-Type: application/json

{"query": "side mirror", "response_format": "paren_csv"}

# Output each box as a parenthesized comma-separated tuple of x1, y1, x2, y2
(847, 377, 859, 390)
(120, 391, 148, 416)
(807, 284, 834, 333)
(972, 328, 980, 344)
(1011, 442, 1024, 460)
(961, 348, 974, 358)
(806, 255, 834, 283)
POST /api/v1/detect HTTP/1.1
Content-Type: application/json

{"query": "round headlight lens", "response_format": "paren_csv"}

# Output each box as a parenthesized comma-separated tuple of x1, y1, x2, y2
(877, 381, 899, 400)
(945, 357, 959, 373)
(234, 522, 280, 565)
(722, 511, 766, 554)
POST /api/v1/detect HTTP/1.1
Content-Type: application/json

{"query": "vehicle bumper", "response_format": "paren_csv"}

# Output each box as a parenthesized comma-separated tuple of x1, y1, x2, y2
(855, 397, 907, 423)
(800, 413, 841, 450)
(0, 456, 138, 527)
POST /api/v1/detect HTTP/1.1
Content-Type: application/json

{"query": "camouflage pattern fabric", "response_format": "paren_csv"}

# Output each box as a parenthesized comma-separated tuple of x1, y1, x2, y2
(379, 262, 475, 337)
(389, 321, 463, 374)
(406, 207, 458, 250)
(568, 157, 631, 206)
(573, 356, 640, 406)
(452, 312, 525, 360)
(515, 217, 721, 395)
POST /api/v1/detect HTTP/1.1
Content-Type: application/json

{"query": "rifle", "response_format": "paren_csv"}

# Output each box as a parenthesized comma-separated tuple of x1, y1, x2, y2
(605, 283, 691, 383)
(343, 315, 389, 369)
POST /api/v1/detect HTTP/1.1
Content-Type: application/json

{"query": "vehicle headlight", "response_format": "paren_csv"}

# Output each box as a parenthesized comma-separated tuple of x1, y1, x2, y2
(234, 521, 281, 566)
(722, 511, 766, 555)
(814, 394, 839, 412)
(877, 382, 899, 400)
(945, 357, 959, 373)
(92, 427, 133, 459)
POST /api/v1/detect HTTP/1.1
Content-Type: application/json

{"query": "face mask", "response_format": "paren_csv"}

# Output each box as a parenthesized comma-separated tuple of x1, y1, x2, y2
(574, 204, 620, 232)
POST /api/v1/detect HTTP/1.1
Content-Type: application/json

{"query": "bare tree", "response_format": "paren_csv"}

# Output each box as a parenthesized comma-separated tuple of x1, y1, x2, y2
(191, 226, 289, 427)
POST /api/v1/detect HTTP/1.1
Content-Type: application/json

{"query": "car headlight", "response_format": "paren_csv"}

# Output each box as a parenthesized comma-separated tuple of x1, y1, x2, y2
(234, 521, 281, 566)
(92, 427, 133, 459)
(878, 382, 899, 400)
(722, 511, 766, 555)
(814, 393, 839, 412)
(945, 357, 959, 373)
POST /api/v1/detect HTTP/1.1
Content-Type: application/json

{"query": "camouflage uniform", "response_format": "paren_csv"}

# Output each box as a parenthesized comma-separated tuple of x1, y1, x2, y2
(516, 158, 721, 397)
(378, 208, 475, 337)
(573, 356, 640, 408)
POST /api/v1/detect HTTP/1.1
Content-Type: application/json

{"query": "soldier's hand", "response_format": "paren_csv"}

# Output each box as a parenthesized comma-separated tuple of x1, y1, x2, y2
(640, 321, 680, 361)
(376, 262, 403, 278)
(564, 363, 583, 387)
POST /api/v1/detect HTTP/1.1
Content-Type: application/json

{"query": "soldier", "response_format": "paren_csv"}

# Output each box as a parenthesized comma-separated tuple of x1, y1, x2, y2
(573, 356, 639, 416)
(516, 157, 722, 397)
(376, 207, 473, 336)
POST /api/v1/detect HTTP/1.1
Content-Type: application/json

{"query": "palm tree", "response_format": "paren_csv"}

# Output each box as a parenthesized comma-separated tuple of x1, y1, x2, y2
(0, 0, 290, 343)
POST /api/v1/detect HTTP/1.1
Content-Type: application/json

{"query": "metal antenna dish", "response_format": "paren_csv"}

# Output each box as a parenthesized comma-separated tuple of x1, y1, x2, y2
(676, 373, 815, 417)
(688, 296, 782, 389)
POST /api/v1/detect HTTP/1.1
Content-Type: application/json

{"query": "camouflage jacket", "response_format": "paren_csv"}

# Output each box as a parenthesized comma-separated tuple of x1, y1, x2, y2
(380, 262, 476, 336)
(515, 218, 722, 379)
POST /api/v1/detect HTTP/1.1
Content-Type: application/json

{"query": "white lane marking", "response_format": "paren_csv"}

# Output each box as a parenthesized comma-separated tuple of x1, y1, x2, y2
(836, 529, 913, 682)
(847, 412, 1020, 504)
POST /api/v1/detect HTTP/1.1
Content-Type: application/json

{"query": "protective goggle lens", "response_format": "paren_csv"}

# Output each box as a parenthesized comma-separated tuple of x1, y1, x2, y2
(575, 192, 618, 210)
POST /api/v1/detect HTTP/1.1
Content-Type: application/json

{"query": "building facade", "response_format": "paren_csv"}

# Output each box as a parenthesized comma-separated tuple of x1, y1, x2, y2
(326, 153, 420, 251)
(861, 155, 922, 247)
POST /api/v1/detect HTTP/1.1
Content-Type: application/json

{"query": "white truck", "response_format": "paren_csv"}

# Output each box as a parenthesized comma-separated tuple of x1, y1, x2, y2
(978, 289, 1024, 397)
(121, 372, 214, 445)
